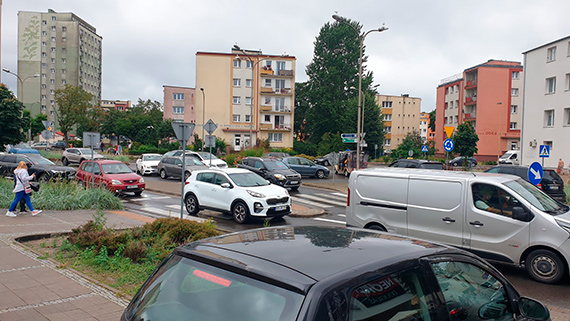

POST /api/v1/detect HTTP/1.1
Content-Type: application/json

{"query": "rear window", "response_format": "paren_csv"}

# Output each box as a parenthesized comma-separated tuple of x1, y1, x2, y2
(543, 170, 561, 181)
(420, 163, 444, 170)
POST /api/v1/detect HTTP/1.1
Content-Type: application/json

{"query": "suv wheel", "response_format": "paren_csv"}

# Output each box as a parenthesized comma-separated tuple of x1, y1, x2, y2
(185, 194, 200, 215)
(525, 249, 565, 284)
(160, 169, 167, 179)
(62, 157, 69, 166)
(232, 201, 250, 224)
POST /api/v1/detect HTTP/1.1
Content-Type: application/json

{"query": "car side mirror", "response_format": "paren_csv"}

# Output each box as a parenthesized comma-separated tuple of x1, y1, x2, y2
(478, 302, 507, 319)
(27, 162, 33, 167)
(512, 207, 532, 222)
(177, 163, 182, 167)
(518, 297, 550, 320)
(220, 182, 232, 189)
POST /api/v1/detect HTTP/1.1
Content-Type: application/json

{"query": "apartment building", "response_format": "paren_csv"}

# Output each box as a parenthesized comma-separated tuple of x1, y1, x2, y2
(101, 100, 131, 112)
(163, 85, 196, 125)
(17, 9, 102, 126)
(195, 49, 296, 151)
(521, 36, 570, 167)
(435, 60, 523, 161)
(376, 94, 421, 153)
(419, 112, 435, 143)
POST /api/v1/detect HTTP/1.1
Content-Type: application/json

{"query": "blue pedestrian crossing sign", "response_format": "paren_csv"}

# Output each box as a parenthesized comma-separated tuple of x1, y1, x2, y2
(421, 145, 428, 153)
(539, 145, 550, 158)
(528, 162, 543, 185)
(443, 139, 454, 152)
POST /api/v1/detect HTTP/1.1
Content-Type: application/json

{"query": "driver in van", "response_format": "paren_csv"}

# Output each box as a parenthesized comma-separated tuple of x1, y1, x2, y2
(474, 185, 513, 217)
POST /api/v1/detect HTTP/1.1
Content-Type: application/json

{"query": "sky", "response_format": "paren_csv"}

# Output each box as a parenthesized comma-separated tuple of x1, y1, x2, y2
(2, 0, 570, 112)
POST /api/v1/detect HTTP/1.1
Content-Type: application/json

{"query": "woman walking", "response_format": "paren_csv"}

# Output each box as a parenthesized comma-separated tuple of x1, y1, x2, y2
(6, 161, 42, 217)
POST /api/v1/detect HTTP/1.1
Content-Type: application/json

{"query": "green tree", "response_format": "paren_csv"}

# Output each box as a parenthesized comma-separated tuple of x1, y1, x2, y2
(429, 110, 436, 132)
(54, 85, 93, 147)
(453, 122, 479, 166)
(30, 112, 48, 139)
(317, 132, 348, 156)
(391, 131, 423, 160)
(77, 106, 106, 138)
(0, 84, 25, 150)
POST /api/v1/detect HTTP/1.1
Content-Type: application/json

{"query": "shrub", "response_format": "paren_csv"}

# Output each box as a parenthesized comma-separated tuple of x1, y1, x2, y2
(296, 153, 315, 161)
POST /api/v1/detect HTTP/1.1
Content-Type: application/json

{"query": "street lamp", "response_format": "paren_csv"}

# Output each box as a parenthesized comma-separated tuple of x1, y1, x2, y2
(200, 87, 206, 151)
(332, 15, 388, 169)
(2, 68, 40, 140)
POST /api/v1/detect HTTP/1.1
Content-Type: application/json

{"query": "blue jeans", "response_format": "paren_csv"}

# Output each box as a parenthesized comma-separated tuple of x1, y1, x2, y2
(9, 191, 34, 212)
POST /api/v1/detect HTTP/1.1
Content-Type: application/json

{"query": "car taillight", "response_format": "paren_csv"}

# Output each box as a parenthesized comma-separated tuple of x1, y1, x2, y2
(347, 187, 350, 206)
(537, 183, 542, 190)
(185, 180, 190, 185)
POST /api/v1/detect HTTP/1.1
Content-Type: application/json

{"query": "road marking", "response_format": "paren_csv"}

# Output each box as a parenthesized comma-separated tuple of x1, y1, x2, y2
(337, 214, 346, 217)
(312, 217, 346, 225)
(331, 192, 347, 197)
(140, 207, 207, 223)
(291, 197, 333, 208)
(294, 194, 346, 207)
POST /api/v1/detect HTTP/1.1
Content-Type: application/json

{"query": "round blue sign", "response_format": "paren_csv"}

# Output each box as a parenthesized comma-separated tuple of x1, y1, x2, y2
(528, 162, 543, 185)
(443, 139, 454, 152)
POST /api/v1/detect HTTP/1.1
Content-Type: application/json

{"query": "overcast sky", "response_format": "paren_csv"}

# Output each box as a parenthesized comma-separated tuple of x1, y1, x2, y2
(2, 0, 569, 112)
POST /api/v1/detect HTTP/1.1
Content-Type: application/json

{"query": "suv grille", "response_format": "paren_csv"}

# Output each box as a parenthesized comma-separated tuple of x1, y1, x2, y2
(267, 197, 289, 205)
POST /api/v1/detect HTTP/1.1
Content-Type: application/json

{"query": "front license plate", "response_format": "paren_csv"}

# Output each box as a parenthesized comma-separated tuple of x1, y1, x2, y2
(275, 205, 287, 211)
(550, 185, 559, 190)
(127, 185, 138, 189)
(289, 181, 298, 185)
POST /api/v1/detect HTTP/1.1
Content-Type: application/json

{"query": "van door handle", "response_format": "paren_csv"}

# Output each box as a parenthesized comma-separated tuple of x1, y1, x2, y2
(470, 221, 484, 227)
(442, 217, 456, 223)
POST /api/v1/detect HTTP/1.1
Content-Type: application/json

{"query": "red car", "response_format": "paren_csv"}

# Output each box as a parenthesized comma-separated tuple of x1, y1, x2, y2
(76, 159, 145, 196)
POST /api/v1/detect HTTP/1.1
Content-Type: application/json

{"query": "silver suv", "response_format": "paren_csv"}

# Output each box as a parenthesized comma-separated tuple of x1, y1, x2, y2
(62, 148, 104, 166)
(157, 156, 208, 180)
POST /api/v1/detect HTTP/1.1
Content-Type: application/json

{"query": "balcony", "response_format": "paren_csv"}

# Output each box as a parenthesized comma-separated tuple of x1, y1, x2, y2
(464, 112, 476, 120)
(260, 123, 273, 130)
(271, 107, 292, 113)
(276, 88, 291, 95)
(260, 105, 272, 112)
(260, 123, 292, 131)
(277, 69, 293, 77)
(260, 67, 274, 75)
(465, 80, 477, 89)
(260, 87, 273, 93)
(465, 96, 477, 105)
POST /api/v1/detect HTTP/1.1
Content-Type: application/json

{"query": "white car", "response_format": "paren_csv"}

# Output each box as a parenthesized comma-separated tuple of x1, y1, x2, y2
(135, 153, 162, 176)
(183, 168, 291, 224)
(194, 151, 228, 168)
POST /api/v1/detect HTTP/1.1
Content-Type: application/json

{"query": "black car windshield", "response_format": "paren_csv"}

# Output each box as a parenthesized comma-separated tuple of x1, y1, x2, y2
(264, 160, 289, 170)
(229, 172, 270, 187)
(29, 157, 55, 165)
(126, 255, 304, 321)
(504, 178, 569, 215)
(102, 163, 132, 174)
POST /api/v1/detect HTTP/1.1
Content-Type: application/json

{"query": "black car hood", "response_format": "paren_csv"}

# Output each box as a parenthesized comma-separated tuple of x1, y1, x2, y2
(32, 165, 76, 172)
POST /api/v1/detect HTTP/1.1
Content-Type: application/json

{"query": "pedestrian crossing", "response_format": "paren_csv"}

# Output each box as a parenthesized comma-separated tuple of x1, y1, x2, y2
(291, 192, 347, 208)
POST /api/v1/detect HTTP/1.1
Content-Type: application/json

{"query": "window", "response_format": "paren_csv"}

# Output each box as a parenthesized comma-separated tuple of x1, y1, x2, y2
(51, 16, 56, 21)
(264, 79, 271, 87)
(42, 41, 47, 47)
(246, 79, 252, 87)
(275, 98, 285, 111)
(264, 97, 271, 105)
(275, 79, 285, 90)
(42, 20, 47, 25)
(512, 71, 520, 79)
(511, 105, 518, 114)
(472, 183, 520, 217)
(233, 60, 241, 68)
(50, 68, 55, 73)
(62, 48, 66, 53)
(564, 108, 570, 126)
(173, 107, 184, 114)
(445, 102, 448, 110)
(61, 69, 66, 74)
(62, 26, 67, 32)
(233, 78, 241, 87)
(41, 105, 46, 110)
(511, 142, 518, 150)
(510, 122, 517, 129)
(62, 58, 66, 64)
(173, 93, 185, 100)
(547, 46, 556, 62)
(233, 114, 240, 122)
(41, 95, 46, 100)
(384, 127, 391, 133)
(546, 77, 556, 94)
(245, 97, 252, 105)
(233, 96, 241, 104)
(544, 110, 554, 127)
(41, 84, 46, 89)
(42, 52, 47, 57)
(245, 115, 251, 123)
(382, 101, 392, 108)
(511, 88, 519, 96)
(51, 47, 56, 52)
(565, 73, 570, 91)
(264, 115, 271, 122)
(383, 114, 392, 121)
(51, 37, 56, 42)
(265, 61, 272, 68)
(245, 60, 252, 68)
(268, 133, 282, 142)
(384, 139, 391, 146)
(50, 79, 55, 84)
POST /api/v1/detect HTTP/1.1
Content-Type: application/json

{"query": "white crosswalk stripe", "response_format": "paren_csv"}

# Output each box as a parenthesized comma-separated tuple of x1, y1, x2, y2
(293, 193, 346, 207)
(292, 197, 333, 208)
(140, 206, 207, 223)
(312, 217, 346, 225)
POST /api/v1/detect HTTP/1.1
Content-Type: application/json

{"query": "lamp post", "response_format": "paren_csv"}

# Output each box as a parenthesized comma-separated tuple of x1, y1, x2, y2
(200, 87, 206, 151)
(2, 68, 40, 141)
(332, 15, 387, 170)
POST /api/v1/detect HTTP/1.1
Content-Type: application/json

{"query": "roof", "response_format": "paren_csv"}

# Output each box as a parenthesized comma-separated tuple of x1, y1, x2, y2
(356, 167, 516, 184)
(88, 159, 122, 164)
(523, 35, 570, 54)
(177, 226, 449, 293)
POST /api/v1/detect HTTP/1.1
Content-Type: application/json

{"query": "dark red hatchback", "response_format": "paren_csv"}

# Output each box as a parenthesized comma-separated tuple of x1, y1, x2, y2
(76, 159, 145, 196)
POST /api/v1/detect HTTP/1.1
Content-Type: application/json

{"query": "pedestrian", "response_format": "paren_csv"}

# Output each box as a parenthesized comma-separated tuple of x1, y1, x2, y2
(557, 158, 564, 174)
(6, 161, 42, 217)
(114, 145, 118, 155)
(100, 141, 105, 152)
(117, 144, 123, 155)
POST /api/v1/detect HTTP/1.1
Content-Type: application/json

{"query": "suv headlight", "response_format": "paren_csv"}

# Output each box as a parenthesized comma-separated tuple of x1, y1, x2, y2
(111, 179, 122, 185)
(555, 218, 570, 235)
(247, 190, 266, 198)
(274, 174, 286, 180)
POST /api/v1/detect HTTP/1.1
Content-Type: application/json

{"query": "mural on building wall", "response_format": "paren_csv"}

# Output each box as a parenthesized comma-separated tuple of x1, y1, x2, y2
(20, 13, 41, 61)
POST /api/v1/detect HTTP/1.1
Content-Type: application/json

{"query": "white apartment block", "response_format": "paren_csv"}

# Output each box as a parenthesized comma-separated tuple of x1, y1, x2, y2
(375, 94, 422, 153)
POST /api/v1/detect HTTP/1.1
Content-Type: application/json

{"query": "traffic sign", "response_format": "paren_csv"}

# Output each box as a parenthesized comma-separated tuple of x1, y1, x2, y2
(408, 150, 414, 157)
(205, 135, 216, 148)
(42, 120, 54, 131)
(539, 145, 550, 158)
(172, 122, 195, 141)
(443, 139, 454, 152)
(41, 130, 52, 140)
(421, 145, 428, 153)
(204, 119, 218, 135)
(528, 162, 543, 185)
(341, 133, 357, 138)
(444, 126, 455, 138)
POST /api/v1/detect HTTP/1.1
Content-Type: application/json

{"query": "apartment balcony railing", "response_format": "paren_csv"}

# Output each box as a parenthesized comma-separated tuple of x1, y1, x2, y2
(260, 105, 272, 112)
(260, 123, 273, 130)
(465, 96, 477, 105)
(464, 112, 476, 120)
(465, 80, 477, 88)
(277, 69, 293, 77)
(260, 87, 273, 93)
(276, 88, 291, 94)
(260, 67, 274, 75)
(260, 123, 292, 131)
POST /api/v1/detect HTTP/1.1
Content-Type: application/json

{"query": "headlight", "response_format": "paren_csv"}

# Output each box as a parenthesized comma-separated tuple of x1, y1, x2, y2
(111, 179, 122, 185)
(139, 177, 144, 183)
(50, 170, 64, 174)
(555, 218, 570, 235)
(274, 174, 286, 180)
(247, 190, 266, 198)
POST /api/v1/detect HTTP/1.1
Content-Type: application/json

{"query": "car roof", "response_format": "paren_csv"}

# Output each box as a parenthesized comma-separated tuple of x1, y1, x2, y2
(86, 159, 121, 164)
(177, 226, 452, 293)
(193, 167, 251, 175)
(357, 167, 516, 183)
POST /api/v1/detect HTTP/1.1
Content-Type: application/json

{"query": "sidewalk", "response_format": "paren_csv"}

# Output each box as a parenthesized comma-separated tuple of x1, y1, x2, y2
(0, 209, 151, 320)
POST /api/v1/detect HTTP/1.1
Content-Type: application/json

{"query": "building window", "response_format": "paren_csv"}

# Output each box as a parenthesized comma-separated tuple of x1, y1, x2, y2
(264, 97, 271, 104)
(246, 79, 252, 87)
(445, 102, 448, 110)
(50, 100, 55, 105)
(62, 80, 66, 84)
(245, 115, 251, 123)
(61, 69, 66, 74)
(62, 58, 66, 64)
(544, 141, 553, 151)
(42, 74, 46, 78)
(383, 114, 392, 121)
(51, 26, 56, 32)
(544, 110, 554, 127)
(50, 90, 55, 95)
(511, 105, 518, 114)
(384, 127, 391, 133)
(264, 115, 271, 122)
(173, 107, 184, 114)
(51, 16, 56, 21)
(42, 52, 47, 57)
(546, 77, 556, 94)
(268, 133, 282, 142)
(564, 108, 570, 126)
(51, 47, 56, 52)
(42, 31, 47, 36)
(510, 122, 517, 129)
(511, 88, 519, 96)
(565, 73, 570, 91)
(233, 96, 241, 104)
(62, 48, 66, 53)
(41, 84, 46, 89)
(512, 71, 520, 79)
(50, 79, 55, 84)
(449, 101, 454, 109)
(382, 101, 392, 108)
(50, 68, 55, 73)
(264, 79, 271, 87)
(245, 97, 252, 105)
(62, 26, 67, 32)
(173, 93, 184, 100)
(246, 60, 252, 68)
(51, 37, 56, 42)
(384, 139, 391, 146)
(233, 114, 240, 122)
(510, 142, 518, 150)
(233, 60, 241, 68)
(41, 105, 46, 110)
(42, 41, 47, 47)
(547, 46, 556, 62)
(233, 78, 241, 87)
(42, 20, 47, 25)
(41, 95, 46, 100)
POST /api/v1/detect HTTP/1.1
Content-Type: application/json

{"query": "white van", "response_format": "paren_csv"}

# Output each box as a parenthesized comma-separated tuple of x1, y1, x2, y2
(499, 150, 520, 165)
(346, 167, 570, 284)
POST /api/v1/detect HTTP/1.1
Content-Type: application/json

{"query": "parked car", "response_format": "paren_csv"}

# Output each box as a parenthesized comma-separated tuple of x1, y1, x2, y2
(499, 150, 520, 165)
(50, 141, 66, 150)
(281, 156, 329, 179)
(7, 143, 41, 155)
(31, 141, 51, 151)
(163, 150, 228, 168)
(237, 157, 301, 190)
(0, 153, 76, 181)
(388, 159, 444, 169)
(314, 152, 334, 166)
(121, 226, 550, 321)
(346, 167, 570, 283)
(135, 153, 162, 176)
(262, 152, 290, 158)
(486, 165, 566, 202)
(446, 156, 478, 167)
(157, 156, 208, 180)
(62, 148, 104, 166)
(184, 168, 291, 223)
(76, 159, 145, 196)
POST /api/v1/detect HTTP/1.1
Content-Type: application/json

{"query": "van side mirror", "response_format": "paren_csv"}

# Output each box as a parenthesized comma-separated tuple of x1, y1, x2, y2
(518, 297, 549, 320)
(512, 207, 532, 222)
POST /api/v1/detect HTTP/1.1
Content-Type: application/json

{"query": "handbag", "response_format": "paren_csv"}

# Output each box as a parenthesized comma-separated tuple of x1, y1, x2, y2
(16, 175, 33, 194)
(30, 182, 40, 192)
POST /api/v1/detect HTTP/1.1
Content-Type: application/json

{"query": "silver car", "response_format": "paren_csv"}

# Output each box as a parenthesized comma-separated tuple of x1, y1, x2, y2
(62, 148, 104, 166)
(157, 156, 208, 180)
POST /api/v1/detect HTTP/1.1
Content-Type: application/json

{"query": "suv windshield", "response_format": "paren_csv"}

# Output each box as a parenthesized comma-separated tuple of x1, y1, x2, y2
(126, 255, 304, 321)
(102, 163, 132, 174)
(78, 148, 96, 154)
(264, 160, 289, 170)
(229, 172, 270, 187)
(504, 178, 569, 215)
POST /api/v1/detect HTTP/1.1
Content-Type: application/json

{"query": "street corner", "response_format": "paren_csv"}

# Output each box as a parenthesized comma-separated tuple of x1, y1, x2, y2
(289, 202, 327, 217)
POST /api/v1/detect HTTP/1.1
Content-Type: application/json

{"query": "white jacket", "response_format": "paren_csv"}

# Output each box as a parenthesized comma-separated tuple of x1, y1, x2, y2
(13, 168, 34, 193)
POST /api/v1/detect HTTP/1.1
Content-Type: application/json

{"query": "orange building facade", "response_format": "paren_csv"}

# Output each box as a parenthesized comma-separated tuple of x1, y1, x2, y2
(435, 60, 523, 161)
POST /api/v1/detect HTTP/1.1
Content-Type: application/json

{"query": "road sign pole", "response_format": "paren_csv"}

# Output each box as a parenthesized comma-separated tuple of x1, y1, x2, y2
(180, 138, 186, 219)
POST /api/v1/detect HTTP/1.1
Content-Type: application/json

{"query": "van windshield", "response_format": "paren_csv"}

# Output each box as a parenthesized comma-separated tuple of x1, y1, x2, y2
(504, 178, 569, 215)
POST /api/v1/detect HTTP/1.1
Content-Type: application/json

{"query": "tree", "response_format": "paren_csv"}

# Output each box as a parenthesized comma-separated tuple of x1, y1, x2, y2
(30, 112, 48, 139)
(77, 106, 106, 138)
(54, 85, 93, 147)
(0, 84, 25, 150)
(453, 122, 479, 165)
(317, 132, 347, 156)
(391, 131, 424, 160)
(428, 110, 436, 132)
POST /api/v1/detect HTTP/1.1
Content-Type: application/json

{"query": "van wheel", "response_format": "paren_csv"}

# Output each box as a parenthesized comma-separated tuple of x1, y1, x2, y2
(525, 249, 565, 284)
(367, 224, 387, 232)
(232, 201, 250, 224)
